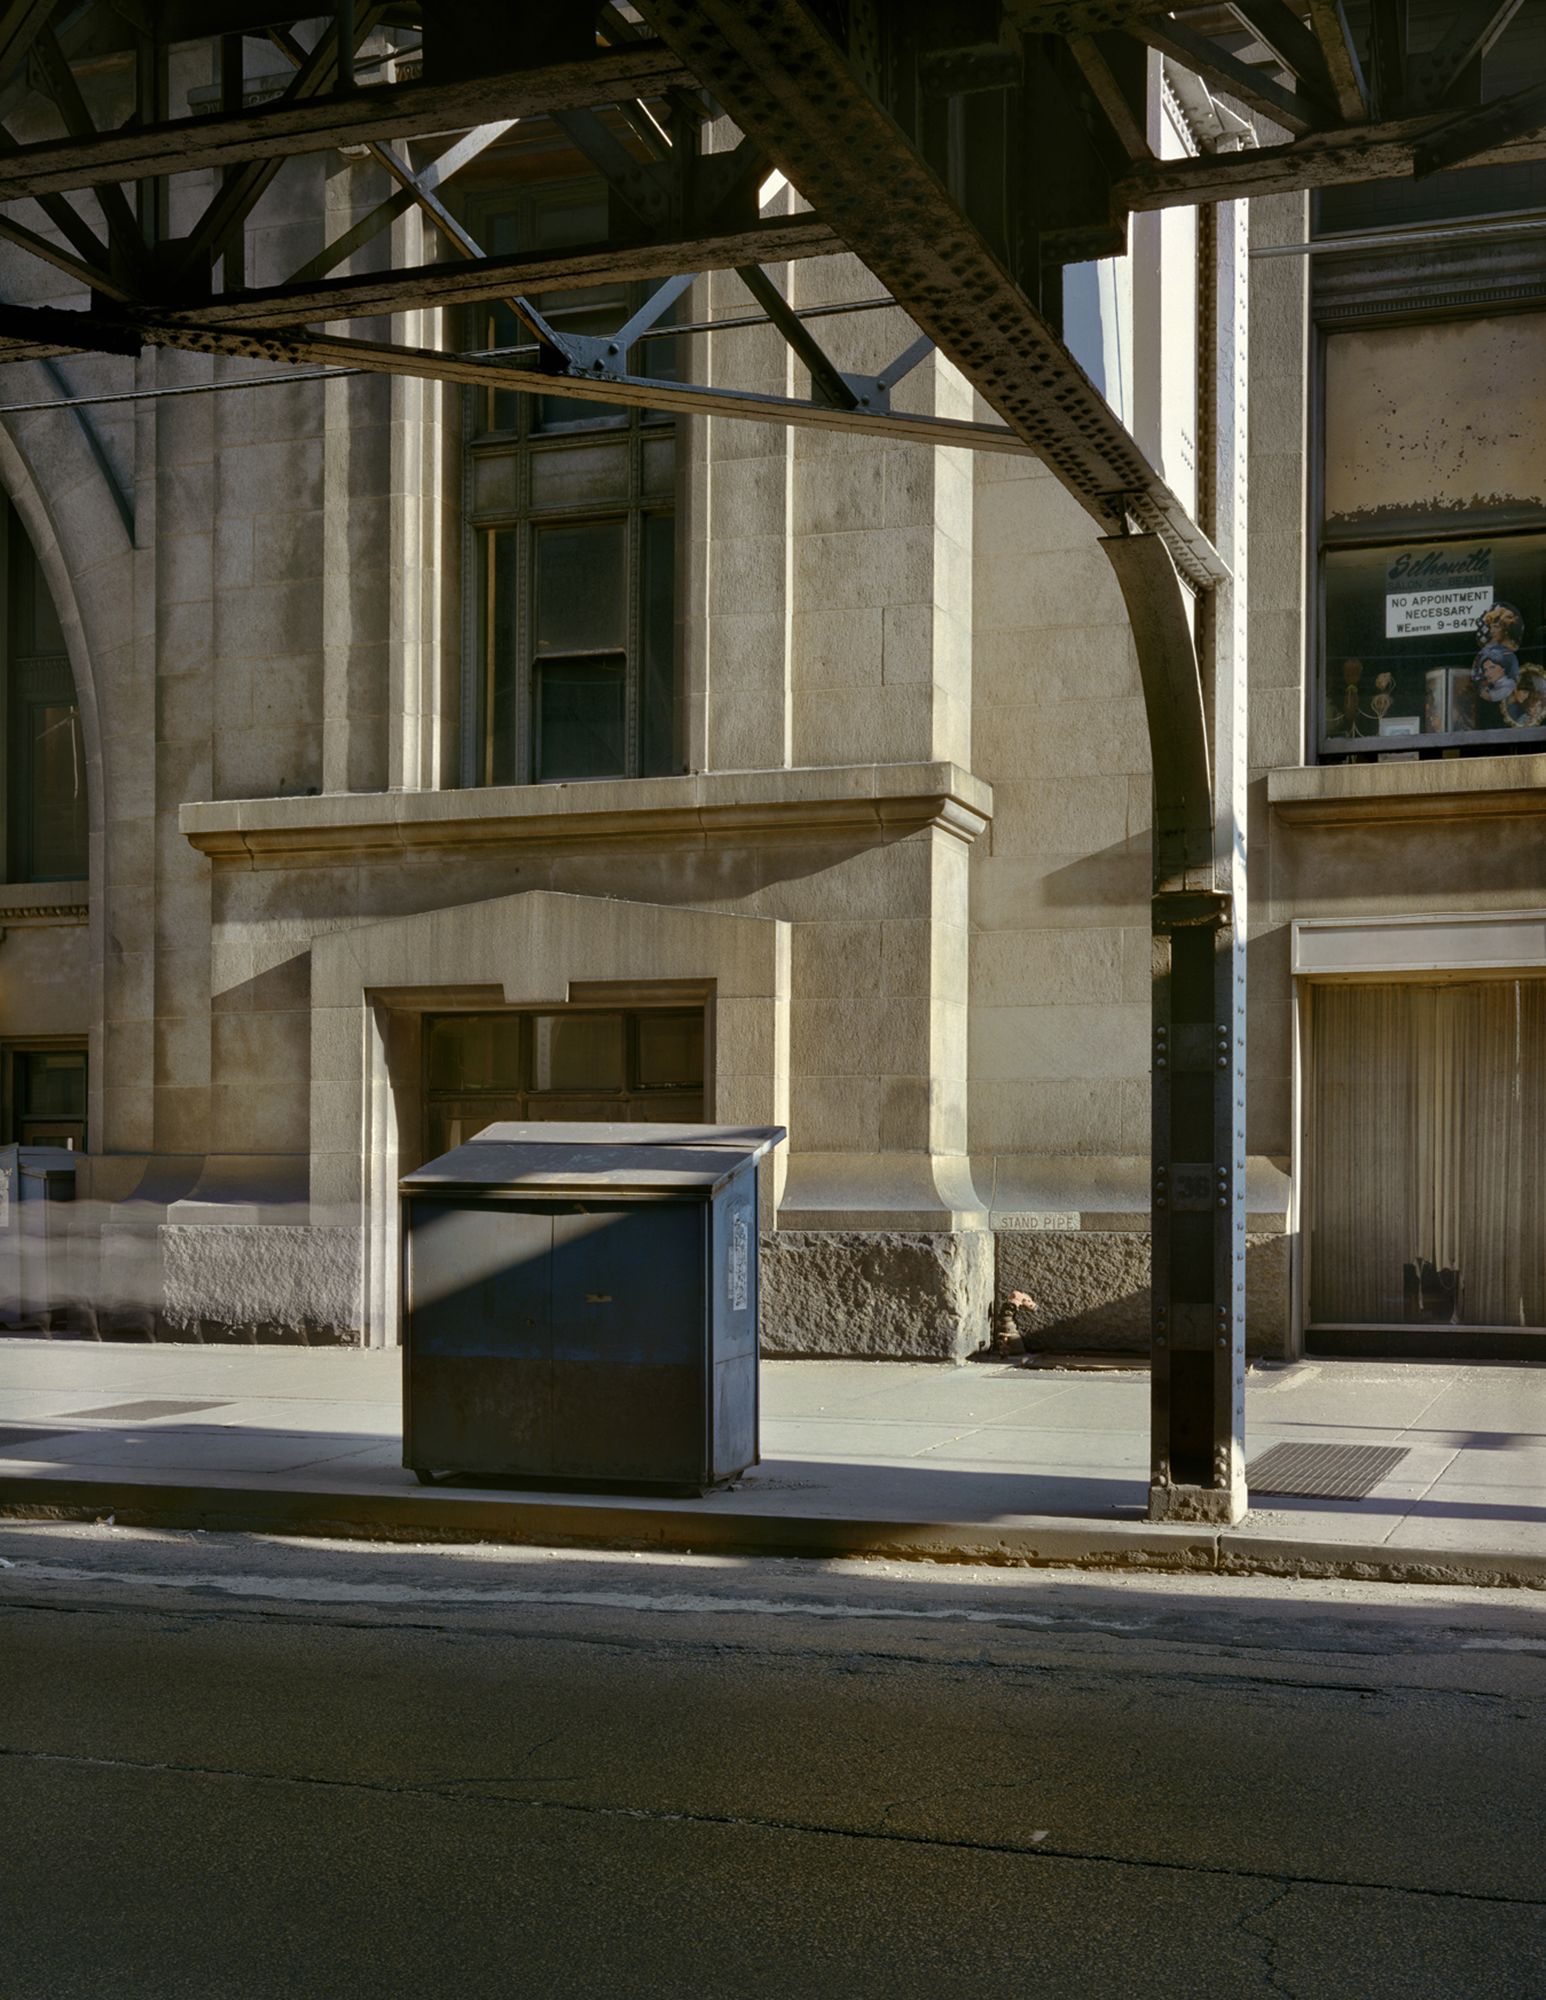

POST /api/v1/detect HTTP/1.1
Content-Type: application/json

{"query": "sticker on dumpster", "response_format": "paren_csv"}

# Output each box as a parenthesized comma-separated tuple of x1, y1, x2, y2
(728, 1212, 749, 1312)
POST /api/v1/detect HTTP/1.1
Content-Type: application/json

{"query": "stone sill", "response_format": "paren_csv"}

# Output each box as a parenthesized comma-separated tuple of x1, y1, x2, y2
(0, 880, 88, 926)
(1269, 752, 1546, 826)
(180, 763, 993, 862)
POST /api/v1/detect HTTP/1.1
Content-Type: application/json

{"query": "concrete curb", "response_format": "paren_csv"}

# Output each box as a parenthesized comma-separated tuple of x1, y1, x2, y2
(1, 1473, 1541, 1590)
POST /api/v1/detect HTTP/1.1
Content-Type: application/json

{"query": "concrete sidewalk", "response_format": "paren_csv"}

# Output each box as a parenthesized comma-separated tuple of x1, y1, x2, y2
(1, 1340, 1542, 1587)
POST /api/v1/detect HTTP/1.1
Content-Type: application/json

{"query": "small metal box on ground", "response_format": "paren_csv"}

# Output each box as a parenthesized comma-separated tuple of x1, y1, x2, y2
(400, 1122, 784, 1491)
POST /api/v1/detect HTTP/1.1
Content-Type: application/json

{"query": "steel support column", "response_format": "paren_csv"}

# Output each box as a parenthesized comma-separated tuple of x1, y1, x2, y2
(1100, 197, 1248, 1527)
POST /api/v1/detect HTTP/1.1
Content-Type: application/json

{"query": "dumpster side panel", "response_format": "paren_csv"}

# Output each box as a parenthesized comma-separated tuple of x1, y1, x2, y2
(710, 1161, 760, 1482)
(549, 1202, 707, 1483)
(403, 1198, 553, 1475)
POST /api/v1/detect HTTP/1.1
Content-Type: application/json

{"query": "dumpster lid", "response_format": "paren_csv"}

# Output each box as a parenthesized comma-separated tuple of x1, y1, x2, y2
(400, 1122, 785, 1198)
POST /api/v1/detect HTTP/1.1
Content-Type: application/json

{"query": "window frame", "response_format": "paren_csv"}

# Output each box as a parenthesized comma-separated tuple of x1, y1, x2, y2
(1308, 186, 1546, 766)
(457, 171, 680, 790)
(2, 1037, 88, 1149)
(2, 502, 86, 882)
(421, 1003, 707, 1159)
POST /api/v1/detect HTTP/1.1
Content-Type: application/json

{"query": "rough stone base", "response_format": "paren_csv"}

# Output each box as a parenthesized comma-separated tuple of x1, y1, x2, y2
(996, 1230, 1290, 1359)
(158, 1225, 363, 1345)
(760, 1229, 994, 1361)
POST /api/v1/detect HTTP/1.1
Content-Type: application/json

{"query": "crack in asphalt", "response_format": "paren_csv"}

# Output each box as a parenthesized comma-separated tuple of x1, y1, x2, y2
(3, 1742, 1542, 1912)
(1235, 1878, 1299, 1999)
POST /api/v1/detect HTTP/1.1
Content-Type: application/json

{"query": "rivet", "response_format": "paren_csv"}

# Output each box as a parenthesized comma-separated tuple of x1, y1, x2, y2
(1217, 1336, 1227, 1348)
(1155, 1334, 1167, 1346)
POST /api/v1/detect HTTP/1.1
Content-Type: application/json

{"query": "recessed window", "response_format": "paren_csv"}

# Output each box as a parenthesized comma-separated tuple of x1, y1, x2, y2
(3, 1044, 87, 1149)
(4, 504, 84, 881)
(423, 1008, 705, 1159)
(464, 178, 678, 788)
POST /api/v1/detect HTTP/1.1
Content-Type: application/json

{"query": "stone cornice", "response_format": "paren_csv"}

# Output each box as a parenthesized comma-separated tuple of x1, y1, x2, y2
(1269, 754, 1546, 827)
(180, 763, 994, 862)
(0, 880, 88, 925)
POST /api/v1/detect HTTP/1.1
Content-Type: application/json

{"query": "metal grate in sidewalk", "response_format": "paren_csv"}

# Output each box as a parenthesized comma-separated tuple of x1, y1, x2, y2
(1247, 1441, 1409, 1500)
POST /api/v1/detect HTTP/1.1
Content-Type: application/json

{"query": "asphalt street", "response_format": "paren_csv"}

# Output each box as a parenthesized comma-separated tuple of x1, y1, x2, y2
(2, 1524, 1543, 1999)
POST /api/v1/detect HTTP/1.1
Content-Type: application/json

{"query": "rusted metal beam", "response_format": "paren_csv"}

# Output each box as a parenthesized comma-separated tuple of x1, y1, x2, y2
(177, 6, 391, 280)
(1126, 16, 1324, 134)
(1068, 33, 1151, 162)
(1414, 0, 1522, 107)
(1102, 533, 1212, 870)
(637, 0, 1225, 588)
(1116, 101, 1546, 208)
(1416, 75, 1546, 177)
(0, 0, 56, 94)
(1227, 1, 1335, 92)
(30, 26, 148, 283)
(1004, 2, 1166, 28)
(1367, 0, 1408, 117)
(1303, 0, 1368, 121)
(156, 216, 841, 330)
(0, 45, 695, 203)
(0, 211, 127, 299)
(126, 316, 1033, 457)
(284, 123, 517, 286)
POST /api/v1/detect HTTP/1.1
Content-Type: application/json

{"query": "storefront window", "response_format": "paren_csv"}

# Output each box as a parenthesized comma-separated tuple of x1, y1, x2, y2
(1306, 980, 1546, 1332)
(1323, 533, 1546, 750)
(1317, 310, 1546, 760)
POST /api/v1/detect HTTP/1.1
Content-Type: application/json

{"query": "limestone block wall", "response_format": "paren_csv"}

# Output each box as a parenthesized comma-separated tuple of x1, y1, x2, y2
(967, 455, 1152, 1177)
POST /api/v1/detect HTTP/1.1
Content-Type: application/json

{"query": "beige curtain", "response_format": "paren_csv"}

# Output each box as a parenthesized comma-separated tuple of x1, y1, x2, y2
(1308, 978, 1546, 1329)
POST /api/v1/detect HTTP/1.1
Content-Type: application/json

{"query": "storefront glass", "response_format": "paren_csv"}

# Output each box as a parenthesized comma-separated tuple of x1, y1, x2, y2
(1307, 979, 1546, 1330)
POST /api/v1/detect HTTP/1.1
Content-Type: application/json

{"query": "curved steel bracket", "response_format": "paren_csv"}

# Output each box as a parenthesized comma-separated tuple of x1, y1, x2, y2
(1098, 531, 1212, 884)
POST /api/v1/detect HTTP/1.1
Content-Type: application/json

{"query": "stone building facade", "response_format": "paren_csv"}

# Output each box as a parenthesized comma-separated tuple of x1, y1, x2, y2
(4, 34, 1543, 1363)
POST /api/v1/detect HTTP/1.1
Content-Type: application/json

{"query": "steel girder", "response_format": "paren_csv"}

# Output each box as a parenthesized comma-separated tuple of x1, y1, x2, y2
(637, 0, 1225, 589)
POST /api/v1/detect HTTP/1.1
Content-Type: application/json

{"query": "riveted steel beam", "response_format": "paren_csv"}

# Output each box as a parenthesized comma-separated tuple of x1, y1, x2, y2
(1304, 0, 1369, 122)
(115, 316, 1029, 458)
(1115, 98, 1546, 209)
(636, 0, 1225, 589)
(0, 45, 695, 203)
(156, 216, 842, 329)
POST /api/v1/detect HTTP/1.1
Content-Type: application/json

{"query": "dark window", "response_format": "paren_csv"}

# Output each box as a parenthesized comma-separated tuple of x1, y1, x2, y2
(4, 1044, 87, 1149)
(423, 1008, 705, 1159)
(4, 506, 84, 880)
(465, 180, 679, 788)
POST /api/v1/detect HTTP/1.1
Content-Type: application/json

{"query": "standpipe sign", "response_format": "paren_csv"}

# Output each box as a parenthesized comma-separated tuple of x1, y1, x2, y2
(1385, 544, 1494, 638)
